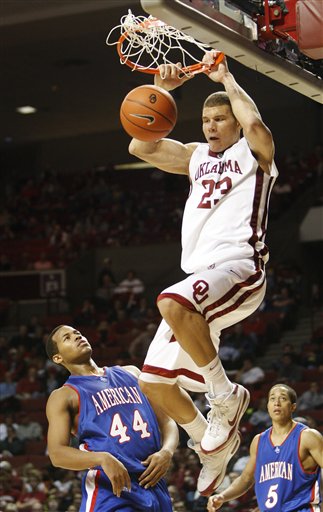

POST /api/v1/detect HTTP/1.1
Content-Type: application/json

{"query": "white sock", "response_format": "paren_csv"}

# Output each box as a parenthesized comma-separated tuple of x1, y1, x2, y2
(199, 356, 233, 397)
(179, 409, 208, 444)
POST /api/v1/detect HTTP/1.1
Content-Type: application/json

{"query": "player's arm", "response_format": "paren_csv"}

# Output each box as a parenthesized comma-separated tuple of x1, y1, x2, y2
(207, 435, 258, 511)
(129, 137, 197, 175)
(301, 428, 323, 468)
(204, 51, 274, 174)
(124, 366, 179, 487)
(46, 387, 131, 497)
(139, 402, 179, 489)
(129, 62, 196, 175)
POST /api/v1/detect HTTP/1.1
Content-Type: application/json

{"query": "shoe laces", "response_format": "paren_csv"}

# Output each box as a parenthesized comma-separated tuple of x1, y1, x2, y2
(206, 400, 230, 436)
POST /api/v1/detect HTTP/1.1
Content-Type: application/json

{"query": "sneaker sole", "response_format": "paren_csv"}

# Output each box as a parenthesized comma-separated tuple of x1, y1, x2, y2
(198, 431, 242, 497)
(200, 386, 250, 454)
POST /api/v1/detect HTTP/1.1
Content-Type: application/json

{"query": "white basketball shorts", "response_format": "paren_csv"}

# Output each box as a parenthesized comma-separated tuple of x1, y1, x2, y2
(140, 259, 266, 392)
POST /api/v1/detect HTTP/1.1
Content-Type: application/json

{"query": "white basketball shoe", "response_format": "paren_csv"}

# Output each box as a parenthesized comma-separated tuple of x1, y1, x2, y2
(189, 432, 241, 497)
(200, 383, 250, 454)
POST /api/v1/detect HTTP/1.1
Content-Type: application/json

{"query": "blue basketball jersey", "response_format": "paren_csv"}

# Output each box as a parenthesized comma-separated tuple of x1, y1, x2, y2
(64, 366, 172, 511)
(254, 422, 321, 512)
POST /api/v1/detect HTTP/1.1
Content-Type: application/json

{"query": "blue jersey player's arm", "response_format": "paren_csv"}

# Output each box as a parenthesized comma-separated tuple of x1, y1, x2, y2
(207, 434, 259, 511)
(300, 428, 323, 469)
(124, 365, 179, 489)
(46, 385, 131, 498)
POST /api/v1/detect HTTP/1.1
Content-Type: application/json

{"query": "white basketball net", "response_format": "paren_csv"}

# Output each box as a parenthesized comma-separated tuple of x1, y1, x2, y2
(106, 10, 211, 74)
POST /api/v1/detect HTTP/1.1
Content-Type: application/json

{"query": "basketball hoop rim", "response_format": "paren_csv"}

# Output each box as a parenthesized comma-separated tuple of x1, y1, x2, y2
(116, 17, 224, 75)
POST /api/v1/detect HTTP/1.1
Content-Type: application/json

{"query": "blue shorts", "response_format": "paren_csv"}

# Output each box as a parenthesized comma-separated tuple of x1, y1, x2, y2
(80, 470, 172, 511)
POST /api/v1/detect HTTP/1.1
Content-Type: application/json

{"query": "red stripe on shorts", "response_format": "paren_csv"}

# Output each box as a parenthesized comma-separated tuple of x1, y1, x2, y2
(89, 469, 100, 512)
(207, 282, 265, 324)
(202, 270, 263, 317)
(157, 292, 197, 311)
(142, 364, 205, 383)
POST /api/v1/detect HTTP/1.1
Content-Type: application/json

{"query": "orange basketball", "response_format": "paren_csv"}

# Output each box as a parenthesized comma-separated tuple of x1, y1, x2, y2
(120, 85, 177, 141)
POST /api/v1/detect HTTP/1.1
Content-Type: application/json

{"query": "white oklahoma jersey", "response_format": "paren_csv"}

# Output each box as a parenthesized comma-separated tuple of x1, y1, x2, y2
(140, 137, 278, 391)
(181, 137, 278, 274)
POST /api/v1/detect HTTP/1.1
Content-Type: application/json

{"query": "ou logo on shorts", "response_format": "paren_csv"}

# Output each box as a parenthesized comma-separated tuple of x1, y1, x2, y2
(192, 279, 209, 304)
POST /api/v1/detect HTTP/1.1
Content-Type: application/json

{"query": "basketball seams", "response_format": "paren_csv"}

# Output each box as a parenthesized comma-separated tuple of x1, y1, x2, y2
(120, 109, 172, 135)
(120, 84, 177, 141)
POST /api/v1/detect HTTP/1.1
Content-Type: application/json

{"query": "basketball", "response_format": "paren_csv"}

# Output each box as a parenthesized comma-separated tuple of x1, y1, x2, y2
(120, 85, 177, 141)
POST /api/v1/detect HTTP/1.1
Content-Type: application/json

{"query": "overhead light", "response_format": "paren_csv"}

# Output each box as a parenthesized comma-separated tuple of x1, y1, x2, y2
(16, 105, 37, 114)
(114, 162, 155, 170)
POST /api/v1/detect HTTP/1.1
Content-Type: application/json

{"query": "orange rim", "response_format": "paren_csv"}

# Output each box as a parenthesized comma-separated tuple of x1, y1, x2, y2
(116, 19, 224, 75)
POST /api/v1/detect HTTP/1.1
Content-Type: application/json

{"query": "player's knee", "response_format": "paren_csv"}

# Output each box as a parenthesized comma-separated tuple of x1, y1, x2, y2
(158, 297, 184, 325)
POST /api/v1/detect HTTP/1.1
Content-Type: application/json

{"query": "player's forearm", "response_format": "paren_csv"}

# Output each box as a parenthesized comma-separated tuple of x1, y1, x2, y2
(220, 72, 261, 125)
(160, 417, 179, 455)
(49, 445, 108, 471)
(129, 138, 159, 158)
(219, 473, 254, 502)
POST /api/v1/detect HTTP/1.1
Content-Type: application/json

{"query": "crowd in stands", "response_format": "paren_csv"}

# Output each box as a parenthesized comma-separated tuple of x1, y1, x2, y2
(0, 144, 322, 272)
(0, 143, 322, 510)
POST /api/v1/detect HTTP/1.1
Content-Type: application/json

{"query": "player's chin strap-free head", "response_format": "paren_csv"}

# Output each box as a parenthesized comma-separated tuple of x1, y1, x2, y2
(106, 9, 224, 76)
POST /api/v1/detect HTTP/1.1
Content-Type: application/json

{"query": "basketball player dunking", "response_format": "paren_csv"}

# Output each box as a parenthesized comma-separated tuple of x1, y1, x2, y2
(208, 384, 323, 511)
(128, 50, 278, 495)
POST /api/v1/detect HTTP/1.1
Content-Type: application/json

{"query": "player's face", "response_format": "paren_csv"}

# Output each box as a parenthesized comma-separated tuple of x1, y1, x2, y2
(267, 386, 296, 421)
(53, 325, 92, 365)
(202, 104, 241, 152)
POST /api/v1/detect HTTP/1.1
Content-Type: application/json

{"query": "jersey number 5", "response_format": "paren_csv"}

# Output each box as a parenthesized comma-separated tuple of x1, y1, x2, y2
(197, 177, 232, 209)
(110, 410, 151, 444)
(265, 484, 279, 508)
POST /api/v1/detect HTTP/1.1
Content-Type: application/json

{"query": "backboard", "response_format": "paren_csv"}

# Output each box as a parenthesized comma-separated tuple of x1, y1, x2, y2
(140, 0, 322, 104)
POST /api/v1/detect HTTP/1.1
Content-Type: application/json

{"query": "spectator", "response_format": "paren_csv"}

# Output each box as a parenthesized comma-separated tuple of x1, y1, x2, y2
(15, 413, 43, 441)
(94, 274, 116, 310)
(277, 353, 303, 383)
(280, 342, 301, 365)
(0, 415, 18, 441)
(271, 285, 297, 329)
(248, 397, 271, 429)
(73, 299, 96, 327)
(97, 257, 116, 286)
(16, 366, 44, 399)
(235, 358, 265, 386)
(45, 368, 60, 394)
(0, 461, 21, 509)
(16, 470, 47, 510)
(0, 425, 25, 456)
(0, 371, 17, 401)
(297, 382, 323, 411)
(128, 323, 158, 363)
(218, 343, 241, 372)
(46, 496, 61, 511)
(222, 323, 258, 359)
(114, 269, 145, 297)
(231, 445, 250, 474)
(10, 325, 32, 351)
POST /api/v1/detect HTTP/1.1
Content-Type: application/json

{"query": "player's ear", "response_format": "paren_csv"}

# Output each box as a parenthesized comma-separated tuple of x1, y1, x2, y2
(53, 353, 63, 365)
(291, 402, 297, 413)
